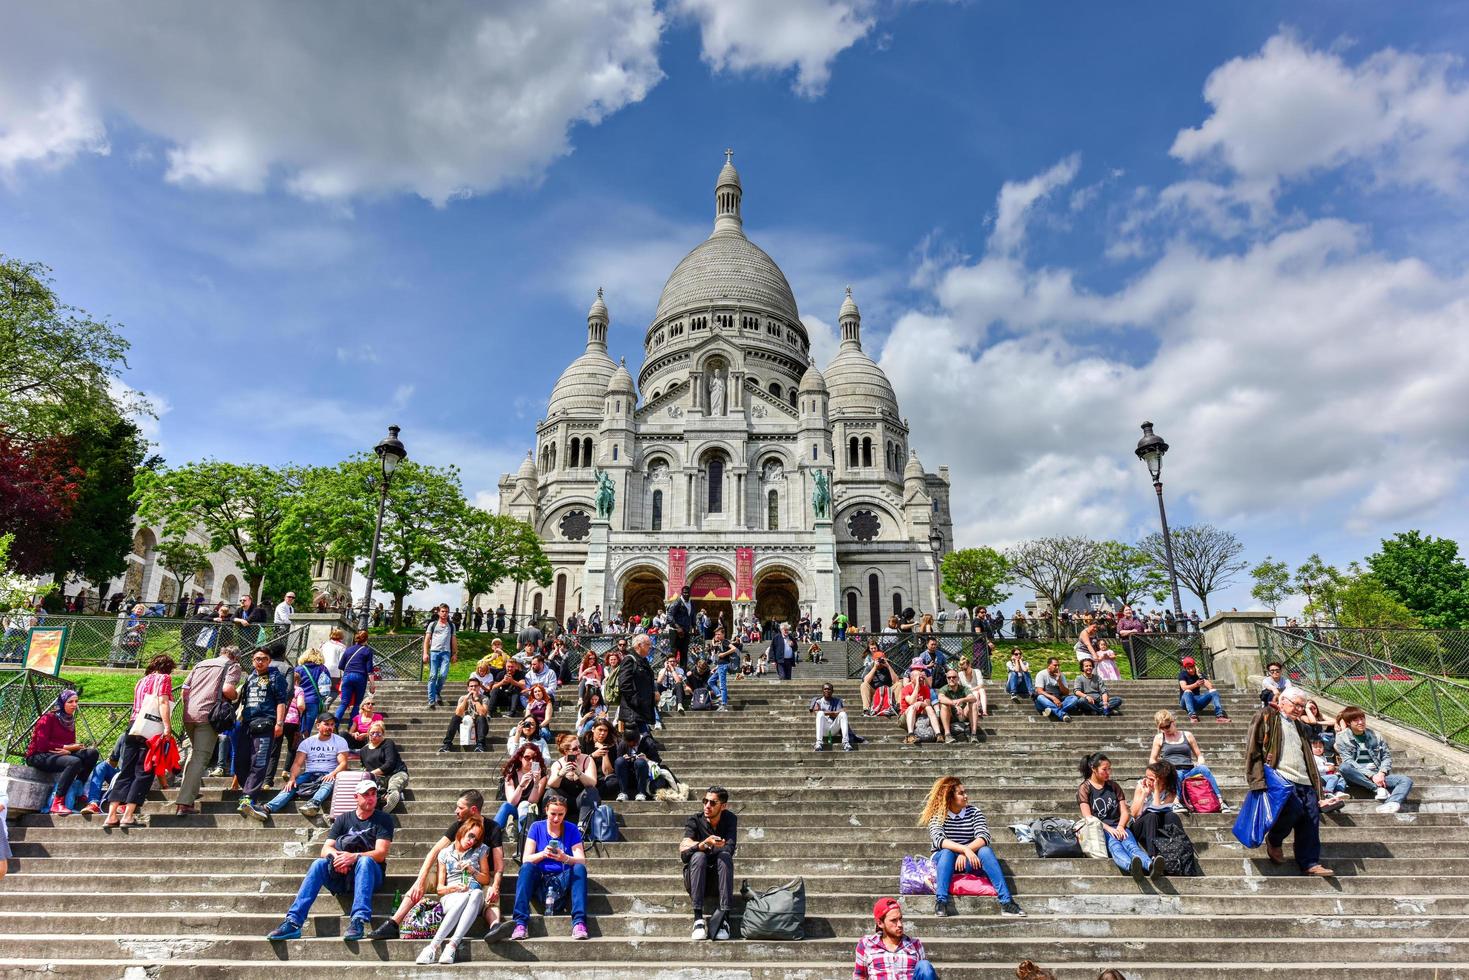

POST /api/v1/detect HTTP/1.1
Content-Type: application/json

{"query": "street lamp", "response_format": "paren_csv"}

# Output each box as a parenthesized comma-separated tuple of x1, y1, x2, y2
(928, 527, 944, 614)
(1135, 421, 1184, 622)
(359, 425, 407, 630)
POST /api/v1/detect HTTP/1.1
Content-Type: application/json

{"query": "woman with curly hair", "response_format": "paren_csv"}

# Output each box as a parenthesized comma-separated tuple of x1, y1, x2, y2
(916, 776, 1024, 918)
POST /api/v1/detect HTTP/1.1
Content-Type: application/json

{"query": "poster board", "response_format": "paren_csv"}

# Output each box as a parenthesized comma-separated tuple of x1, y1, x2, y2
(24, 624, 67, 676)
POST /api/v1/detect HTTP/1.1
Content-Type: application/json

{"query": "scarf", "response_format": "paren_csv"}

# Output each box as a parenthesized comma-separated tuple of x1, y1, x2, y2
(52, 691, 78, 734)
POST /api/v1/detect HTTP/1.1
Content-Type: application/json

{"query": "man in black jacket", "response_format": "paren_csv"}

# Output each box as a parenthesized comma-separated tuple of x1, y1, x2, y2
(668, 586, 695, 666)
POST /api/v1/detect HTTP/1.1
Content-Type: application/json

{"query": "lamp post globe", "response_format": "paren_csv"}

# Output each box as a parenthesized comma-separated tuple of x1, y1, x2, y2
(1135, 421, 1184, 623)
(361, 425, 408, 630)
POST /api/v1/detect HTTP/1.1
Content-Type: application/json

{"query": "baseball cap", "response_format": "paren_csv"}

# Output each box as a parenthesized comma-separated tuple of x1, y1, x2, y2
(873, 897, 901, 923)
(1181, 656, 1196, 667)
(353, 781, 379, 798)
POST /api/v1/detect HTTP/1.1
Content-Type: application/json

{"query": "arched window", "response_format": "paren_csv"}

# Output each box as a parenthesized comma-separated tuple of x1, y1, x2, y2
(886, 441, 894, 470)
(848, 437, 859, 467)
(868, 573, 881, 631)
(788, 389, 797, 407)
(893, 592, 903, 617)
(651, 489, 663, 531)
(532, 592, 543, 616)
(768, 381, 782, 400)
(554, 573, 568, 622)
(612, 446, 619, 461)
(583, 438, 595, 466)
(707, 457, 724, 513)
(569, 440, 581, 469)
(862, 437, 873, 467)
(846, 591, 859, 630)
(812, 445, 818, 461)
(767, 489, 779, 530)
(550, 444, 557, 470)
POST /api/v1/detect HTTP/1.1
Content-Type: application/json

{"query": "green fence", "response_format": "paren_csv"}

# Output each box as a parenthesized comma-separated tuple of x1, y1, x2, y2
(0, 669, 184, 764)
(1276, 625, 1469, 679)
(1256, 624, 1469, 750)
(845, 633, 996, 679)
(2, 613, 299, 670)
(1124, 632, 1210, 679)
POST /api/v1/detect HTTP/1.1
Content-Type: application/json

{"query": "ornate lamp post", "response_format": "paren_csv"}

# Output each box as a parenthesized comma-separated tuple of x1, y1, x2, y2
(928, 527, 945, 614)
(1134, 421, 1184, 622)
(359, 425, 407, 631)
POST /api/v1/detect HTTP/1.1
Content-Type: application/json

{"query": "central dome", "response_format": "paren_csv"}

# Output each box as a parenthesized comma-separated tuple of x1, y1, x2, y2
(653, 231, 800, 325)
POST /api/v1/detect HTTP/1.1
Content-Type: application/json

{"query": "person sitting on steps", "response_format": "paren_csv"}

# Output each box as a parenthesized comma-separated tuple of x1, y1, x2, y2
(854, 897, 936, 980)
(510, 794, 592, 941)
(1336, 705, 1414, 814)
(1078, 752, 1162, 881)
(582, 719, 622, 800)
(1178, 656, 1230, 723)
(1312, 735, 1352, 807)
(614, 726, 664, 801)
(1005, 647, 1035, 701)
(245, 713, 349, 821)
(545, 733, 601, 827)
(955, 654, 989, 722)
(360, 720, 409, 813)
(860, 639, 899, 716)
(495, 743, 549, 831)
(918, 776, 1025, 918)
(439, 677, 490, 753)
(25, 690, 101, 815)
(934, 668, 978, 744)
(810, 683, 854, 751)
(507, 716, 552, 767)
(681, 784, 738, 941)
(899, 665, 942, 745)
(1034, 657, 1080, 722)
(414, 818, 492, 964)
(1149, 709, 1233, 813)
(1072, 658, 1123, 717)
(657, 654, 692, 715)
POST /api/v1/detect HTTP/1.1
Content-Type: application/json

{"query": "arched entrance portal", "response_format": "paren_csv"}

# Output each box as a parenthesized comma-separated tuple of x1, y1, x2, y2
(755, 568, 800, 627)
(687, 568, 733, 637)
(621, 569, 666, 621)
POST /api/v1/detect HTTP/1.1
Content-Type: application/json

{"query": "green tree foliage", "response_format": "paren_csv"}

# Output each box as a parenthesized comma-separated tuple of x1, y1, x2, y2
(1366, 531, 1469, 630)
(48, 417, 152, 595)
(1093, 541, 1169, 608)
(0, 533, 55, 610)
(1333, 562, 1420, 629)
(1139, 524, 1246, 617)
(1294, 554, 1339, 618)
(1249, 556, 1292, 613)
(458, 509, 552, 605)
(1004, 536, 1101, 617)
(133, 461, 306, 599)
(155, 537, 208, 605)
(0, 255, 147, 441)
(940, 547, 1010, 611)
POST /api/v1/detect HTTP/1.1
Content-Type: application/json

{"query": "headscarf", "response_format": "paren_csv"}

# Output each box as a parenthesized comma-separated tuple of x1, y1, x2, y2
(52, 690, 78, 734)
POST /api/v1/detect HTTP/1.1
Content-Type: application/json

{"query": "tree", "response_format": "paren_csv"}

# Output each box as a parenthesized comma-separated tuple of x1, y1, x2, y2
(156, 537, 208, 608)
(1334, 563, 1420, 629)
(1139, 524, 1246, 617)
(0, 533, 54, 611)
(458, 510, 552, 607)
(1004, 536, 1101, 617)
(0, 255, 147, 441)
(1366, 531, 1469, 630)
(47, 417, 152, 597)
(132, 462, 306, 599)
(1092, 541, 1169, 608)
(940, 547, 1010, 611)
(1294, 554, 1339, 618)
(1249, 556, 1292, 613)
(0, 428, 83, 573)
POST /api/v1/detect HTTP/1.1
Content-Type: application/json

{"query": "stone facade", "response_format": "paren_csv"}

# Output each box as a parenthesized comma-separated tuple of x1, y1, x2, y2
(479, 153, 953, 629)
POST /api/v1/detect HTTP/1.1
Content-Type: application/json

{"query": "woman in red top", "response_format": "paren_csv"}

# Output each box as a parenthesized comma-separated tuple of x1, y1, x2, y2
(26, 691, 101, 815)
(105, 654, 176, 828)
(900, 665, 941, 745)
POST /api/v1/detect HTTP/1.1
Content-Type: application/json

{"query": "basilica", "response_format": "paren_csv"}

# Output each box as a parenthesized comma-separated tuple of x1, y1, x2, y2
(484, 153, 953, 631)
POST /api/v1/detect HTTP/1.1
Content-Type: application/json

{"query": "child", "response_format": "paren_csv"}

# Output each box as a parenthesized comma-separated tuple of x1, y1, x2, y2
(739, 654, 754, 677)
(1312, 737, 1350, 809)
(756, 648, 771, 675)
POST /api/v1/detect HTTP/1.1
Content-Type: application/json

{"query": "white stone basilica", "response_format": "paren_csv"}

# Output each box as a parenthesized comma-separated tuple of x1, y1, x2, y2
(482, 153, 953, 630)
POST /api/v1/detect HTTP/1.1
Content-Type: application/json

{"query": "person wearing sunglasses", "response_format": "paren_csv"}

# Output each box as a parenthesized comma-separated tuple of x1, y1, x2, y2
(679, 785, 737, 941)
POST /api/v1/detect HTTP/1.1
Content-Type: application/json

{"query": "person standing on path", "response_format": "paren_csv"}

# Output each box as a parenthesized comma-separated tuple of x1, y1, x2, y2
(274, 592, 295, 628)
(175, 645, 242, 815)
(1245, 686, 1334, 877)
(424, 604, 458, 709)
(770, 622, 796, 681)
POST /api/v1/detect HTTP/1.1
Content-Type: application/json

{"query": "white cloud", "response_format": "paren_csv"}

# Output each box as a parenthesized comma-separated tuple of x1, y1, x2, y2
(1171, 32, 1469, 201)
(0, 0, 665, 203)
(991, 154, 1080, 253)
(674, 0, 876, 96)
(0, 77, 108, 174)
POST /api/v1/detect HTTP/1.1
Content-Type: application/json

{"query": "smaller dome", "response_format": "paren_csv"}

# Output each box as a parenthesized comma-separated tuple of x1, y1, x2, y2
(548, 348, 617, 416)
(825, 346, 899, 417)
(839, 286, 859, 320)
(588, 286, 608, 322)
(798, 360, 827, 393)
(607, 358, 636, 395)
(717, 148, 741, 189)
(904, 449, 925, 483)
(517, 451, 538, 482)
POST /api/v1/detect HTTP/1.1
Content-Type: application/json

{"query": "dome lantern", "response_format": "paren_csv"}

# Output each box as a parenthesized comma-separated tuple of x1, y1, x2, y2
(839, 285, 862, 350)
(586, 286, 609, 352)
(714, 148, 742, 235)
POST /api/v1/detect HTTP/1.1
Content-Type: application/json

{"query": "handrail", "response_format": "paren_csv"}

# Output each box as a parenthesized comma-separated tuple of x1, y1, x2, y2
(1255, 623, 1469, 750)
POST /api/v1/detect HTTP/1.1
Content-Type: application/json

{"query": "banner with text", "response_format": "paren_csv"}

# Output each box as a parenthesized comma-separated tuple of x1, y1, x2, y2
(735, 547, 754, 602)
(667, 547, 688, 599)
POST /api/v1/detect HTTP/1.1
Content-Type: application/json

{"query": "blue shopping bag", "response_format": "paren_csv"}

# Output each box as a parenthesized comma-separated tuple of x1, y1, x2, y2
(1232, 764, 1293, 848)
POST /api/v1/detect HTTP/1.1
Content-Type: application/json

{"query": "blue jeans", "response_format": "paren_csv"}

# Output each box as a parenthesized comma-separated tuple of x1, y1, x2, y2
(1321, 772, 1347, 795)
(1104, 828, 1152, 874)
(711, 664, 729, 705)
(513, 861, 588, 926)
(1006, 672, 1034, 698)
(85, 759, 119, 802)
(1339, 762, 1413, 805)
(1180, 689, 1224, 717)
(1035, 694, 1081, 720)
(285, 855, 383, 926)
(262, 772, 337, 814)
(298, 699, 319, 738)
(933, 845, 1012, 904)
(241, 732, 274, 799)
(335, 673, 368, 724)
(1175, 765, 1222, 803)
(427, 650, 452, 704)
(1074, 695, 1123, 716)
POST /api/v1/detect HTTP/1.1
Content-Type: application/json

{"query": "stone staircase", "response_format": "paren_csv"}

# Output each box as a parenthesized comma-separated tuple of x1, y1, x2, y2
(5, 677, 1469, 978)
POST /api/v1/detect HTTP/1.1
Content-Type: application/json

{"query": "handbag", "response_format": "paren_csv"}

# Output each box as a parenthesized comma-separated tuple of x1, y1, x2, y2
(401, 897, 444, 940)
(129, 691, 169, 740)
(458, 715, 476, 747)
(1030, 817, 1084, 858)
(1232, 765, 1293, 849)
(739, 877, 805, 940)
(914, 716, 937, 743)
(1076, 815, 1109, 859)
(207, 697, 237, 734)
(950, 873, 998, 897)
(899, 854, 936, 895)
(1183, 774, 1221, 813)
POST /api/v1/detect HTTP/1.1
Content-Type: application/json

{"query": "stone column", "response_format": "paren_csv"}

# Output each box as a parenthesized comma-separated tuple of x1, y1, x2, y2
(290, 612, 356, 658)
(814, 520, 839, 622)
(583, 521, 610, 620)
(686, 472, 696, 526)
(1201, 611, 1276, 689)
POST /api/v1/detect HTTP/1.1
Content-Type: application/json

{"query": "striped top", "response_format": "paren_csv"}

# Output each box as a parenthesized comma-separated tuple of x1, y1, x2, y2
(928, 803, 991, 852)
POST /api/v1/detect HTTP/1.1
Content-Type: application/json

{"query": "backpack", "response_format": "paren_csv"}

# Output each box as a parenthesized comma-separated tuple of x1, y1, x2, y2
(739, 878, 805, 940)
(1182, 774, 1221, 813)
(603, 660, 624, 706)
(691, 688, 714, 711)
(870, 686, 893, 716)
(586, 802, 620, 843)
(913, 716, 938, 743)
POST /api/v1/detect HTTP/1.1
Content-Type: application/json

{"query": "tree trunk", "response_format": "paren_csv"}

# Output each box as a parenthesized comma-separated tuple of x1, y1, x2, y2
(392, 592, 406, 631)
(247, 574, 265, 602)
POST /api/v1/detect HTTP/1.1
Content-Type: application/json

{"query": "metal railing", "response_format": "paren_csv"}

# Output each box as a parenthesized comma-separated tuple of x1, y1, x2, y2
(845, 633, 995, 680)
(1256, 624, 1469, 750)
(1124, 632, 1209, 679)
(0, 669, 184, 764)
(0, 613, 303, 670)
(1267, 625, 1469, 679)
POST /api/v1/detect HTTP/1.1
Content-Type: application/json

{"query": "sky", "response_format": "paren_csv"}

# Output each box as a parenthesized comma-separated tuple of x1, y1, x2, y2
(3, 1, 1469, 615)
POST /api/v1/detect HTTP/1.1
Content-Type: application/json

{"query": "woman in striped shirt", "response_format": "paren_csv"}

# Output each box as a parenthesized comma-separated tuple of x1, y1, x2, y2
(916, 776, 1025, 918)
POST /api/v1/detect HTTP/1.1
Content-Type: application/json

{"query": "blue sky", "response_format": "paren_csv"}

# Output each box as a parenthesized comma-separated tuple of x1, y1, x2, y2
(4, 1, 1468, 613)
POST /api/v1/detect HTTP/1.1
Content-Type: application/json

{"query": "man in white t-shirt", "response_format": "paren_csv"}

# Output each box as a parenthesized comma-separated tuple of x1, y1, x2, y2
(247, 714, 350, 821)
(274, 592, 296, 626)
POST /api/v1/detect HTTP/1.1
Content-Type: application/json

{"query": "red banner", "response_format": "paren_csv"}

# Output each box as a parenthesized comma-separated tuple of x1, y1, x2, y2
(667, 547, 688, 600)
(735, 547, 754, 602)
(690, 571, 733, 600)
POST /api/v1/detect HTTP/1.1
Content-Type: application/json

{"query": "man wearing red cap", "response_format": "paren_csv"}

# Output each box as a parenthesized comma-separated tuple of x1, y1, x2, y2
(1177, 656, 1230, 723)
(853, 897, 936, 979)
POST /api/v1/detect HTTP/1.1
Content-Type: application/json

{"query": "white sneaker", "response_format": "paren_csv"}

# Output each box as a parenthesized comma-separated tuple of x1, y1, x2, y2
(416, 942, 442, 965)
(690, 919, 707, 941)
(1376, 801, 1401, 814)
(1374, 787, 1391, 801)
(616, 793, 629, 802)
(635, 793, 648, 801)
(439, 940, 459, 964)
(1041, 706, 1053, 718)
(654, 721, 664, 730)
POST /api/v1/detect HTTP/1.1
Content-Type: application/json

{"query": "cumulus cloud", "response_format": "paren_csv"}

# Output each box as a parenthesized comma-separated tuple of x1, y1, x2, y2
(674, 0, 876, 97)
(991, 154, 1080, 253)
(1172, 32, 1469, 201)
(0, 0, 665, 203)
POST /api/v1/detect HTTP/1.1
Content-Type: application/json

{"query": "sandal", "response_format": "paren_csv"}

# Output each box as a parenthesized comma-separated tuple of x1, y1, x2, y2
(903, 734, 919, 744)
